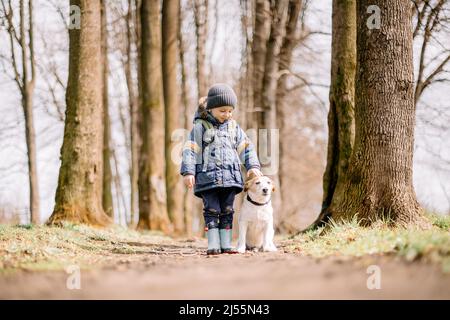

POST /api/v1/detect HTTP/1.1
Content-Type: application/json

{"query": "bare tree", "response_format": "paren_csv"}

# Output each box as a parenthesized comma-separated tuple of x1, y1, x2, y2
(276, 0, 304, 230)
(137, 0, 172, 232)
(413, 0, 450, 106)
(192, 0, 209, 96)
(48, 0, 110, 226)
(178, 1, 194, 236)
(101, 0, 114, 218)
(260, 0, 288, 130)
(250, 0, 271, 130)
(190, 0, 210, 236)
(162, 0, 184, 234)
(314, 0, 356, 227)
(120, 0, 140, 226)
(258, 0, 288, 225)
(323, 0, 428, 227)
(1, 0, 40, 224)
(238, 0, 253, 129)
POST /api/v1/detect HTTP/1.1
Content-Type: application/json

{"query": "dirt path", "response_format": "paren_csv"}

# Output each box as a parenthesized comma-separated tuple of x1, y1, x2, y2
(1, 237, 449, 299)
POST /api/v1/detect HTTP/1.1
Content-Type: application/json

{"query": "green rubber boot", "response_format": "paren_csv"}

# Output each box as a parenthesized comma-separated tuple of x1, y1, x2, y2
(220, 228, 238, 254)
(206, 228, 221, 255)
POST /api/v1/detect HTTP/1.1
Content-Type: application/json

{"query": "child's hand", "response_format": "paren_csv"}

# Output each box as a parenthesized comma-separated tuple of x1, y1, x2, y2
(247, 168, 263, 178)
(183, 174, 195, 189)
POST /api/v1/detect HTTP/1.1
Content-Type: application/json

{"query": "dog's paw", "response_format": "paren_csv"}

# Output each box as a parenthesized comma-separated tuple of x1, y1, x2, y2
(263, 245, 277, 252)
(236, 246, 246, 254)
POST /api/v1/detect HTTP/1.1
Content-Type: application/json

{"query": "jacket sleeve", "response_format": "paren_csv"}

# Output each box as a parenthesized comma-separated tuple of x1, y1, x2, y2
(180, 122, 203, 176)
(236, 124, 261, 171)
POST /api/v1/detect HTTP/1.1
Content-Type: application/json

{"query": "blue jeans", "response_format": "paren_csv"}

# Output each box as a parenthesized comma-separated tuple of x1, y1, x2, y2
(200, 187, 239, 230)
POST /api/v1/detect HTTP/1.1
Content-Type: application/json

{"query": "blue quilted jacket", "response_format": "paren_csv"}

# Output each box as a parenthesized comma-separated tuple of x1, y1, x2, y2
(180, 110, 261, 198)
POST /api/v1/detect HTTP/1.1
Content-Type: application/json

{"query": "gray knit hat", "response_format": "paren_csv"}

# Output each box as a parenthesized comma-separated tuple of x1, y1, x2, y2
(206, 83, 237, 109)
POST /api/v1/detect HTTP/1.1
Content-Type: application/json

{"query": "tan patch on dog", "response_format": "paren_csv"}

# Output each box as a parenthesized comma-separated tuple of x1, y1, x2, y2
(244, 176, 259, 192)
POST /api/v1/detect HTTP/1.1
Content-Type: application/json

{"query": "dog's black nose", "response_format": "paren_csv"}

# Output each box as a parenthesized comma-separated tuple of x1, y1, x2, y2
(262, 188, 268, 193)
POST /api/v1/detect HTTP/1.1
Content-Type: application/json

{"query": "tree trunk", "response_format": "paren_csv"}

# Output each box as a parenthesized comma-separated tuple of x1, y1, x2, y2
(191, 0, 209, 236)
(315, 0, 356, 227)
(125, 0, 140, 226)
(162, 0, 184, 234)
(193, 0, 208, 96)
(24, 0, 39, 224)
(276, 0, 303, 232)
(48, 0, 110, 226)
(259, 0, 288, 229)
(238, 0, 251, 129)
(208, 0, 218, 83)
(6, 0, 41, 224)
(101, 0, 114, 218)
(137, 0, 172, 232)
(178, 2, 194, 236)
(23, 90, 39, 224)
(327, 0, 427, 227)
(260, 0, 287, 130)
(251, 0, 271, 130)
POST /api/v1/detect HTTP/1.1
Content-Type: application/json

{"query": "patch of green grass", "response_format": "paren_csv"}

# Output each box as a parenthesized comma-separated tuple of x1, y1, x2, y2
(426, 212, 450, 230)
(0, 223, 173, 273)
(289, 214, 450, 273)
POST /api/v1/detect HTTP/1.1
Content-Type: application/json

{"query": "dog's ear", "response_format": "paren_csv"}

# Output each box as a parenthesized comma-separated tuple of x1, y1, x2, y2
(244, 177, 257, 192)
(270, 178, 276, 192)
(247, 170, 258, 180)
(244, 180, 251, 192)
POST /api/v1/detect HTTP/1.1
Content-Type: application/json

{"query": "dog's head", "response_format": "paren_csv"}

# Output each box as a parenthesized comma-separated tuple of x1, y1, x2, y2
(244, 175, 275, 202)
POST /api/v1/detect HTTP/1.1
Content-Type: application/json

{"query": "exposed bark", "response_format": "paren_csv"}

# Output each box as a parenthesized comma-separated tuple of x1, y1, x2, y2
(162, 0, 184, 234)
(178, 3, 193, 236)
(48, 0, 111, 226)
(259, 0, 288, 228)
(137, 0, 172, 232)
(260, 0, 287, 129)
(251, 0, 271, 130)
(190, 0, 209, 236)
(192, 0, 209, 96)
(238, 0, 253, 129)
(111, 147, 127, 225)
(124, 0, 140, 226)
(101, 0, 114, 218)
(315, 0, 356, 227)
(2, 0, 40, 224)
(208, 0, 218, 83)
(325, 0, 427, 227)
(276, 0, 303, 231)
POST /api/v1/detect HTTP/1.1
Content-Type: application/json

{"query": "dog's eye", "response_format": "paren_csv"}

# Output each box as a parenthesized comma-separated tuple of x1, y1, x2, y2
(267, 181, 271, 184)
(255, 182, 260, 185)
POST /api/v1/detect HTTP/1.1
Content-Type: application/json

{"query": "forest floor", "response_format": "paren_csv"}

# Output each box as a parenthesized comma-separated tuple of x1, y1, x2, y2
(0, 216, 449, 299)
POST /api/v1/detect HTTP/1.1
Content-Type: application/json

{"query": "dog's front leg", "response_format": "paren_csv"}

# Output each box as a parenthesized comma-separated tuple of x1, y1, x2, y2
(236, 220, 248, 253)
(262, 222, 277, 252)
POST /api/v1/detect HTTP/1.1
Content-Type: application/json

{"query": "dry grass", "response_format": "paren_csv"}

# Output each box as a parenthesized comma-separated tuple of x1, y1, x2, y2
(1, 213, 448, 274)
(284, 213, 450, 273)
(0, 222, 179, 274)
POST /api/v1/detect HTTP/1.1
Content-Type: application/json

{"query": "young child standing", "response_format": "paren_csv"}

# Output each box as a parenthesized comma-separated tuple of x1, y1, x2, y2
(180, 83, 263, 255)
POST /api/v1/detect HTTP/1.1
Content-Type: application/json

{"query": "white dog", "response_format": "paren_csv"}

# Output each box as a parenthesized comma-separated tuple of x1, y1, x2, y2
(236, 175, 277, 253)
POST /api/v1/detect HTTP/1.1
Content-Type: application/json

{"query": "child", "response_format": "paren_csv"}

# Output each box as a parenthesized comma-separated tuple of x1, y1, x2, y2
(180, 83, 263, 255)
